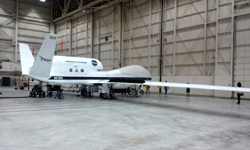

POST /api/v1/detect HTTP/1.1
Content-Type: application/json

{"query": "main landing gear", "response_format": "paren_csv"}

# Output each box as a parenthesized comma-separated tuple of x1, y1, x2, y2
(99, 84, 116, 99)
(78, 85, 98, 98)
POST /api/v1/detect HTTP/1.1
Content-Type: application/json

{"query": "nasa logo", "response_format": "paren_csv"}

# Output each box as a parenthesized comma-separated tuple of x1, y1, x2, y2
(91, 60, 98, 66)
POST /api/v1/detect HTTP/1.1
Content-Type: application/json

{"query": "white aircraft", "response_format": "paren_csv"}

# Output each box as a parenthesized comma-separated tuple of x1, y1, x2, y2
(19, 34, 250, 98)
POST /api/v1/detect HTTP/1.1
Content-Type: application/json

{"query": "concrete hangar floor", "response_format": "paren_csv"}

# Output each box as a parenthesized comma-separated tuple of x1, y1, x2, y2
(1, 88, 250, 150)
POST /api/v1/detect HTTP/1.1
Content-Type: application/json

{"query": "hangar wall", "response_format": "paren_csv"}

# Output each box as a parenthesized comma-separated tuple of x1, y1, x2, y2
(54, 0, 250, 98)
(0, 0, 51, 62)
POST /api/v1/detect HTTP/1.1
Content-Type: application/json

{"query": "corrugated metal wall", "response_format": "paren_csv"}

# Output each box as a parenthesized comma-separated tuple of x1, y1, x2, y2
(54, 0, 250, 98)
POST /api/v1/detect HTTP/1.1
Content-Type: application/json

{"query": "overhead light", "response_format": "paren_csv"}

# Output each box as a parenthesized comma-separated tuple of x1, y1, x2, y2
(40, 0, 45, 2)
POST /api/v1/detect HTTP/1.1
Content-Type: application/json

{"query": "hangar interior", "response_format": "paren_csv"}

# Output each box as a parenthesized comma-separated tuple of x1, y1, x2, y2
(0, 0, 250, 98)
(1, 1, 250, 149)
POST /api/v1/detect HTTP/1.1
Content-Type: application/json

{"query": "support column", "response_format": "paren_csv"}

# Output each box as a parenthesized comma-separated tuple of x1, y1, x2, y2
(64, 21, 67, 55)
(173, 0, 177, 76)
(119, 2, 123, 68)
(215, 0, 219, 77)
(163, 0, 166, 74)
(15, 0, 18, 62)
(97, 12, 100, 60)
(159, 0, 163, 93)
(75, 18, 77, 56)
(231, 0, 235, 97)
(129, 1, 132, 66)
(90, 13, 94, 58)
(148, 0, 151, 71)
(86, 14, 88, 57)
(203, 0, 207, 76)
(112, 6, 115, 69)
(69, 19, 72, 56)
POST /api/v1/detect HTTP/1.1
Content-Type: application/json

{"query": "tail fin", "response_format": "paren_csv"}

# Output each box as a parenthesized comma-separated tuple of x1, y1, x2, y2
(29, 34, 57, 78)
(19, 43, 35, 75)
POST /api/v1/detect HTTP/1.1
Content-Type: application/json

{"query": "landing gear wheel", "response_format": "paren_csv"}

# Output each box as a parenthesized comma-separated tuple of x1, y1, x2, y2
(109, 93, 116, 99)
(81, 90, 88, 97)
(141, 90, 144, 94)
(102, 93, 108, 99)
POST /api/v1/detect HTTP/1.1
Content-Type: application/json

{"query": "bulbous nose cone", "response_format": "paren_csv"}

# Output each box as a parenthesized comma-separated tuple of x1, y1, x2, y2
(118, 65, 151, 79)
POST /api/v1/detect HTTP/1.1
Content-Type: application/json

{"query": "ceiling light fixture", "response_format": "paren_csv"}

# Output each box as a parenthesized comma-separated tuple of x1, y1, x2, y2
(40, 0, 46, 2)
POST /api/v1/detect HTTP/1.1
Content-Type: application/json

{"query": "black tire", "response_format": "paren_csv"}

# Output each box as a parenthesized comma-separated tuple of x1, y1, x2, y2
(29, 92, 32, 97)
(81, 90, 87, 97)
(141, 90, 144, 94)
(33, 93, 36, 98)
(43, 92, 45, 97)
(102, 93, 107, 99)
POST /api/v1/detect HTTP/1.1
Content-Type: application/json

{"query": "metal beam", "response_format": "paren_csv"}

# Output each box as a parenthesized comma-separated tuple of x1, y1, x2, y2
(119, 2, 123, 68)
(15, 0, 18, 62)
(97, 12, 100, 60)
(215, 0, 219, 76)
(0, 28, 12, 40)
(173, 0, 177, 76)
(0, 3, 14, 15)
(90, 13, 94, 58)
(80, 0, 83, 8)
(129, 1, 132, 66)
(86, 14, 88, 57)
(64, 21, 67, 54)
(159, 0, 163, 93)
(75, 18, 77, 56)
(69, 19, 72, 56)
(231, 0, 235, 97)
(64, 0, 67, 10)
(112, 5, 115, 69)
(163, 0, 166, 75)
(66, 0, 71, 14)
(203, 0, 207, 76)
(148, 0, 151, 72)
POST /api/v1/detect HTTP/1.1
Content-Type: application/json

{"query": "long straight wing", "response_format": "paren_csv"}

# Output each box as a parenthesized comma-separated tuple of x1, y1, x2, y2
(143, 81, 250, 93)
